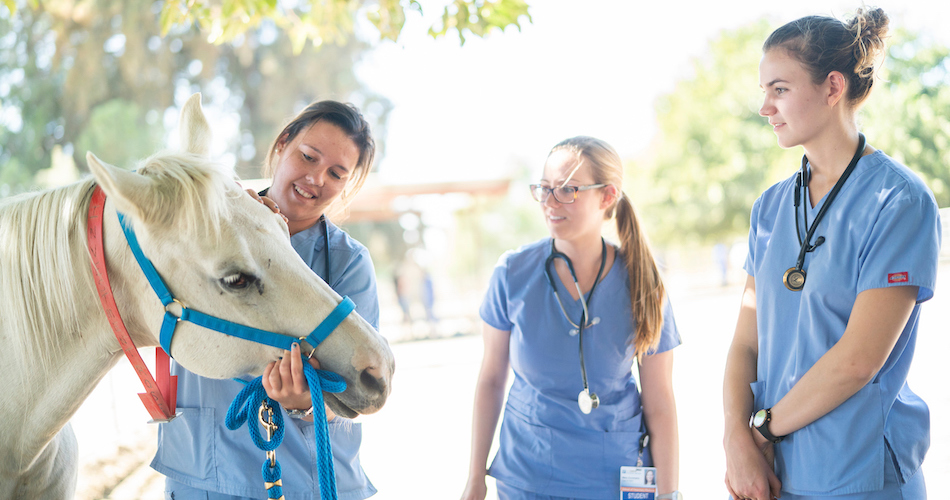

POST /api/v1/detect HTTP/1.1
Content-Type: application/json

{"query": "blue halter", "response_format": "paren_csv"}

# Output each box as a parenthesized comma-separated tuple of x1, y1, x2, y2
(116, 211, 353, 499)
(115, 212, 355, 356)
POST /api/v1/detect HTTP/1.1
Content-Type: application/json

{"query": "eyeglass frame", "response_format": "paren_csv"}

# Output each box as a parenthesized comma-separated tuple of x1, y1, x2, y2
(529, 183, 607, 204)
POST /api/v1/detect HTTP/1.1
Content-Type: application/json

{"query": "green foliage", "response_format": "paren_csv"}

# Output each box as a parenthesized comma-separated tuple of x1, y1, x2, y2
(863, 29, 950, 207)
(645, 21, 799, 246)
(74, 100, 164, 171)
(158, 0, 530, 52)
(0, 0, 392, 194)
(646, 21, 950, 246)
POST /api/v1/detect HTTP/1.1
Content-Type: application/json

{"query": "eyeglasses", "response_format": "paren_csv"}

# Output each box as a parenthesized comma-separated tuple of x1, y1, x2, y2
(529, 183, 606, 204)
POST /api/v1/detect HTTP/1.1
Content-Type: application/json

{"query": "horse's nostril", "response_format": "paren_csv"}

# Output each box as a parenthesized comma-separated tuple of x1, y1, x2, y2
(359, 367, 385, 396)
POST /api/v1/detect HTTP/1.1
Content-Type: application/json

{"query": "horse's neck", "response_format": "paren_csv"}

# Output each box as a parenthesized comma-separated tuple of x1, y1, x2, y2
(0, 194, 159, 471)
(2, 331, 123, 473)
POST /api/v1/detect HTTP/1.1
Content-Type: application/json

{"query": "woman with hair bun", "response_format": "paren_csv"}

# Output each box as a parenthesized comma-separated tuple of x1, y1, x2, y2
(461, 136, 682, 500)
(723, 7, 941, 500)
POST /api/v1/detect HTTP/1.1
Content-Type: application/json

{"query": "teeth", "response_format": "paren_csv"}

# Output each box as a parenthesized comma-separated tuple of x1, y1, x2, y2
(294, 185, 315, 199)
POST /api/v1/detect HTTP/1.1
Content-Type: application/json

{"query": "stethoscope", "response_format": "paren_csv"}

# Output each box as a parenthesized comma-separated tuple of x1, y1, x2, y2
(261, 189, 331, 283)
(783, 133, 866, 291)
(544, 238, 607, 414)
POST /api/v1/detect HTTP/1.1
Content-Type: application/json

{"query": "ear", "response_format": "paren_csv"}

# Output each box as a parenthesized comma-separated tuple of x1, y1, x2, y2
(600, 184, 619, 210)
(826, 71, 847, 107)
(87, 152, 154, 220)
(179, 93, 212, 157)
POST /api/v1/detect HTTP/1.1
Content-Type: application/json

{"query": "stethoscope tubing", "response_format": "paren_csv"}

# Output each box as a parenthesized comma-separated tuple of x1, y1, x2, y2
(544, 238, 607, 395)
(791, 133, 866, 271)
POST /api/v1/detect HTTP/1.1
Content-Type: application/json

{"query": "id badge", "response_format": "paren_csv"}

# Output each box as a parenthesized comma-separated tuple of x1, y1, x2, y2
(620, 466, 657, 499)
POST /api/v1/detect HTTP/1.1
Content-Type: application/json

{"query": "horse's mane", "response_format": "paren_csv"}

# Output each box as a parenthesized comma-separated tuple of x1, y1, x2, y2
(0, 150, 238, 378)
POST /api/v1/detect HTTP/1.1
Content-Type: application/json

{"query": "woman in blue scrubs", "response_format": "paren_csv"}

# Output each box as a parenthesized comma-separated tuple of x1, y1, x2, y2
(151, 100, 382, 500)
(723, 7, 941, 500)
(461, 137, 682, 500)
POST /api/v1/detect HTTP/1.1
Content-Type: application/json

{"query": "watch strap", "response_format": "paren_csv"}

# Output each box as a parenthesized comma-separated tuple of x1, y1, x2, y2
(286, 406, 314, 419)
(657, 492, 682, 500)
(753, 408, 784, 443)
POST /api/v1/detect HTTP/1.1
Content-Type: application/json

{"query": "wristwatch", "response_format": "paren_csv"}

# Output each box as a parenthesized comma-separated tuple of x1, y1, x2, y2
(286, 406, 314, 419)
(751, 407, 785, 443)
(657, 492, 683, 500)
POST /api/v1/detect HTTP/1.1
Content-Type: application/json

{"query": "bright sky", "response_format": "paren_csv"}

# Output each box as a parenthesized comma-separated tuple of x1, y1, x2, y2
(357, 0, 950, 184)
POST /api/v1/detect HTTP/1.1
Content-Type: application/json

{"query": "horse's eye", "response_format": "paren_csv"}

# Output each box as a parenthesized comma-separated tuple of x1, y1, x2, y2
(221, 273, 254, 290)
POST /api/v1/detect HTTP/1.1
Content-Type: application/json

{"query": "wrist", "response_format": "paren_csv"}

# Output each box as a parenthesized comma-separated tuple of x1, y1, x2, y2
(657, 492, 682, 500)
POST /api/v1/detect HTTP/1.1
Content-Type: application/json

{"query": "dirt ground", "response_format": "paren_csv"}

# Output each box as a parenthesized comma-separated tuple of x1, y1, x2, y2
(72, 260, 950, 499)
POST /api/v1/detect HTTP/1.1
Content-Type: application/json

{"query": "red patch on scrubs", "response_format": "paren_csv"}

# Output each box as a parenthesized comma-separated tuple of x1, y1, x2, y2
(888, 272, 909, 283)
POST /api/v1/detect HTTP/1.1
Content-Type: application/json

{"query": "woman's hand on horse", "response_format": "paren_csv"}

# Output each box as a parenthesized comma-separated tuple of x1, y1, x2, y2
(244, 188, 288, 224)
(262, 342, 336, 421)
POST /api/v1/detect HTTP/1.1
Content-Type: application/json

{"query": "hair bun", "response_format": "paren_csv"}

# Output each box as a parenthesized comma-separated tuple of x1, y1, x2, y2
(849, 7, 889, 77)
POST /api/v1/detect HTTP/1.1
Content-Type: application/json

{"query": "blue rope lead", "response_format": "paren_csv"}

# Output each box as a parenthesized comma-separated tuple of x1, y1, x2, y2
(226, 358, 347, 500)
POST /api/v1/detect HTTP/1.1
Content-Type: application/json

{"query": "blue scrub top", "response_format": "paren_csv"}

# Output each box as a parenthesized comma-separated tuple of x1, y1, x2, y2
(744, 150, 941, 496)
(480, 239, 681, 499)
(151, 220, 381, 500)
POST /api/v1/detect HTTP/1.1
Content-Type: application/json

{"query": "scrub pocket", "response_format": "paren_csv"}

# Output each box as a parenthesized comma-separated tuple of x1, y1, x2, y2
(488, 401, 553, 491)
(156, 407, 216, 480)
(756, 381, 886, 495)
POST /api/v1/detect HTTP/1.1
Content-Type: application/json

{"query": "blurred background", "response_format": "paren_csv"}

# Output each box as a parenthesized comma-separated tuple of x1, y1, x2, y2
(2, 0, 949, 498)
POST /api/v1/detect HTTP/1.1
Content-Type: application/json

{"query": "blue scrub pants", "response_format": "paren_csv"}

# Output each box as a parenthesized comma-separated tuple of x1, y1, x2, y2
(496, 479, 611, 500)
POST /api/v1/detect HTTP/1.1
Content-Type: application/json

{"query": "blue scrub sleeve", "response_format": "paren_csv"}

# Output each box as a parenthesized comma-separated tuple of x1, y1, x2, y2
(856, 195, 941, 303)
(333, 245, 381, 330)
(479, 251, 515, 331)
(743, 197, 762, 276)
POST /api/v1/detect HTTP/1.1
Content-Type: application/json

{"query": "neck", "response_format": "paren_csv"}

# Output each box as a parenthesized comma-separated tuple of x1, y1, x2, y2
(802, 125, 862, 181)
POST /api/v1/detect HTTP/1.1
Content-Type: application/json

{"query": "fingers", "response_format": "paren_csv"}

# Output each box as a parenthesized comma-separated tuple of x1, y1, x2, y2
(245, 188, 263, 203)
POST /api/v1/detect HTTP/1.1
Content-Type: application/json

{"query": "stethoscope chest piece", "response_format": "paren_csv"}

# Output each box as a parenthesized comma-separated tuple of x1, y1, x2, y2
(578, 389, 599, 414)
(783, 267, 806, 291)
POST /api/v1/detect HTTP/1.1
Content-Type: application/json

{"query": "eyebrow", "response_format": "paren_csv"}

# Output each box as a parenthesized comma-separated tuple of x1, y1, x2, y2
(762, 78, 789, 88)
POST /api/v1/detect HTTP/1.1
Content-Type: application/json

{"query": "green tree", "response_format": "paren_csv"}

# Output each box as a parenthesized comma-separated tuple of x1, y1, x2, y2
(863, 29, 950, 207)
(645, 20, 797, 246)
(645, 21, 950, 247)
(0, 0, 391, 193)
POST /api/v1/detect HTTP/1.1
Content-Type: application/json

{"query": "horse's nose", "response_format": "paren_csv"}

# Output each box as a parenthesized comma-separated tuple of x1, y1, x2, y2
(358, 365, 391, 406)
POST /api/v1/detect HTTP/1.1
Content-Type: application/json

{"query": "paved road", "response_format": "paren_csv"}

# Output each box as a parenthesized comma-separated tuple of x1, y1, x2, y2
(73, 262, 950, 499)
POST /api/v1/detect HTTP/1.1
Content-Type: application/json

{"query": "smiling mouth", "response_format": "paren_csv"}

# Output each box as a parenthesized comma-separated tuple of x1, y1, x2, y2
(294, 185, 316, 199)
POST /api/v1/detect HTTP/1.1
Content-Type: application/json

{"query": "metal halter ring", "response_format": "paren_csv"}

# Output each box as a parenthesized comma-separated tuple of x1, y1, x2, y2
(165, 298, 187, 321)
(298, 338, 318, 360)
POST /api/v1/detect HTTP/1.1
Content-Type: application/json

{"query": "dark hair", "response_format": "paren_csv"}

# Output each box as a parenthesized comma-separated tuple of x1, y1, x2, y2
(549, 136, 666, 358)
(263, 100, 375, 212)
(763, 6, 889, 106)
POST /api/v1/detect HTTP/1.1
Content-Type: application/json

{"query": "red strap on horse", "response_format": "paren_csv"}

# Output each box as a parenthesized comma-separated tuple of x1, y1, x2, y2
(87, 185, 178, 422)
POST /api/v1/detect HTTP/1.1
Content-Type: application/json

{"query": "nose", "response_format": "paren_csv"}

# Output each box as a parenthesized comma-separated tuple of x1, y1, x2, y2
(759, 97, 774, 118)
(542, 189, 561, 208)
(356, 364, 392, 413)
(306, 166, 327, 186)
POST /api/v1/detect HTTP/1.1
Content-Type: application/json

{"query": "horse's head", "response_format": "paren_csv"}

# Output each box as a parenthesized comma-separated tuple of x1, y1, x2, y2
(85, 94, 393, 416)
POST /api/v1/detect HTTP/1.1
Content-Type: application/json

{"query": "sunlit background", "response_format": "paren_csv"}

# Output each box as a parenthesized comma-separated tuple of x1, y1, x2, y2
(3, 0, 949, 498)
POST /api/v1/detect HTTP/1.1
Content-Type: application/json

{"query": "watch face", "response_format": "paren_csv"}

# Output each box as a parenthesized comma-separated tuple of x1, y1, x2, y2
(752, 409, 768, 427)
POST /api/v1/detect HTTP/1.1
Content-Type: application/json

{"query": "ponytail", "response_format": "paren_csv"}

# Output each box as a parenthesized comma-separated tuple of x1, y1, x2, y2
(615, 191, 665, 359)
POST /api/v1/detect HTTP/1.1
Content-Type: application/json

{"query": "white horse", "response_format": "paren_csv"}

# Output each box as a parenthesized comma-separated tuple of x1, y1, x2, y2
(0, 94, 394, 499)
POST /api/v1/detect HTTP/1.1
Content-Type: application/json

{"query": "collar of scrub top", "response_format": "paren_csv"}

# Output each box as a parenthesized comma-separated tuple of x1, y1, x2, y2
(544, 238, 607, 335)
(787, 133, 866, 289)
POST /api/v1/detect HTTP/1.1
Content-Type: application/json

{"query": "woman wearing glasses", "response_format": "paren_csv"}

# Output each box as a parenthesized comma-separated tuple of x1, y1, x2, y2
(461, 136, 682, 500)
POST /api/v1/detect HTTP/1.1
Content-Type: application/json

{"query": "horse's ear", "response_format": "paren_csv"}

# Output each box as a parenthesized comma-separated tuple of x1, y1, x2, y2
(179, 93, 211, 157)
(86, 152, 154, 220)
